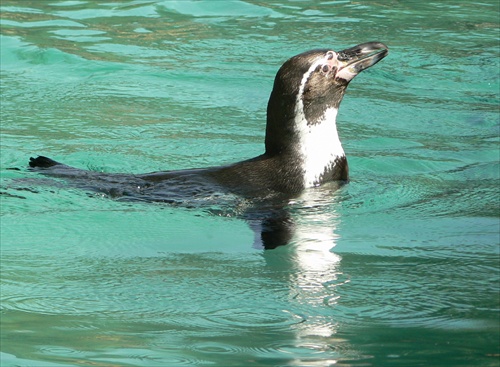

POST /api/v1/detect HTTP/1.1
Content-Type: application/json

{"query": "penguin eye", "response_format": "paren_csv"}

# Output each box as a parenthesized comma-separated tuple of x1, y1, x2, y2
(322, 65, 330, 73)
(326, 51, 335, 60)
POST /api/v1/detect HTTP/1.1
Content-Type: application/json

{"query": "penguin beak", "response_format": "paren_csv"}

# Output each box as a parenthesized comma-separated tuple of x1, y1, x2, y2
(335, 42, 388, 81)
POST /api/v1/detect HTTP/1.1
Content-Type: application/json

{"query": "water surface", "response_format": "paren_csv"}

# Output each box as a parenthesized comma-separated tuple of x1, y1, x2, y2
(1, 1, 499, 366)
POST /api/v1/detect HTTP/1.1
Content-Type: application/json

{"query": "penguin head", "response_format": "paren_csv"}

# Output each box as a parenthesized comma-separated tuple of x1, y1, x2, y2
(265, 42, 388, 156)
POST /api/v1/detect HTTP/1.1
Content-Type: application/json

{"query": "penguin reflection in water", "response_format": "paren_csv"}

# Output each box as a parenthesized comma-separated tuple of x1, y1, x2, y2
(29, 42, 388, 249)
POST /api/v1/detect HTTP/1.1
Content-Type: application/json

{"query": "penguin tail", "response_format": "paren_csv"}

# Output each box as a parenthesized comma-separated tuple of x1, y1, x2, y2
(29, 156, 61, 168)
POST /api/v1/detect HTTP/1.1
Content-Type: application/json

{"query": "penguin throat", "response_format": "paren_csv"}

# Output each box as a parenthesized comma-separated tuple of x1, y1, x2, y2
(294, 106, 345, 187)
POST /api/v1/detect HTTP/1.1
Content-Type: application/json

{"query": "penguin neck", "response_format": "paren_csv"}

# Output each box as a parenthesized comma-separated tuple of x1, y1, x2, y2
(294, 106, 346, 187)
(264, 103, 347, 188)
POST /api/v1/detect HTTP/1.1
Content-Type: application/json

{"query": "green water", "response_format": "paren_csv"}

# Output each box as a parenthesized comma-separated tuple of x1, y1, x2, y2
(1, 1, 499, 366)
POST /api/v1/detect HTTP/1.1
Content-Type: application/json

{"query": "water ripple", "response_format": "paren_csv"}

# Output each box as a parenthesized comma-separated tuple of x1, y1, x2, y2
(205, 308, 304, 329)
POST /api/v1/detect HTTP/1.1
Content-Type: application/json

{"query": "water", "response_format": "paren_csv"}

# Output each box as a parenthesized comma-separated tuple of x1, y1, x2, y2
(1, 1, 499, 366)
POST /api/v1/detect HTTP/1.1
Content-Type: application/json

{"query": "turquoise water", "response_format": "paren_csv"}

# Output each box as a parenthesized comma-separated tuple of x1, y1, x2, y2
(1, 1, 499, 366)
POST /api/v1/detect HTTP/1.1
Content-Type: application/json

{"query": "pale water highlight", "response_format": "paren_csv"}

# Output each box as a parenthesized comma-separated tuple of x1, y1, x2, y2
(1, 1, 499, 366)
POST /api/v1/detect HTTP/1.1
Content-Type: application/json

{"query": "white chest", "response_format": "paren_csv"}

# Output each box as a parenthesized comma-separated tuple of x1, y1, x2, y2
(296, 108, 345, 187)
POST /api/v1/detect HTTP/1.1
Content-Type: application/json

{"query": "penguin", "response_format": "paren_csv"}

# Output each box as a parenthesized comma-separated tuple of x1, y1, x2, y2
(28, 42, 388, 248)
(29, 42, 388, 200)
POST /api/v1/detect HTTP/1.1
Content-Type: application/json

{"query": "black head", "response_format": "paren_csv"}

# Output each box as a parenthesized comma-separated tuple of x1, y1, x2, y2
(265, 42, 388, 156)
